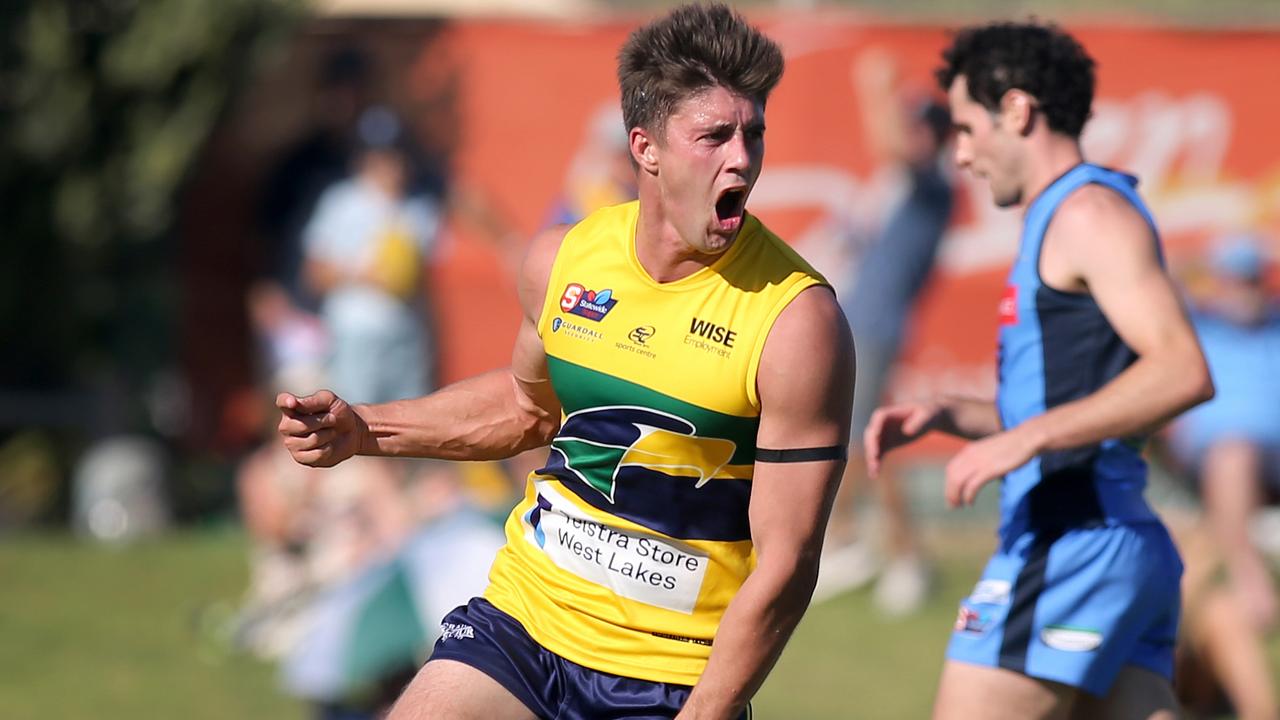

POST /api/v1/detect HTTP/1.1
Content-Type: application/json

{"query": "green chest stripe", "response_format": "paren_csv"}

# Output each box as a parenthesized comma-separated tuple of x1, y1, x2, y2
(546, 355, 759, 465)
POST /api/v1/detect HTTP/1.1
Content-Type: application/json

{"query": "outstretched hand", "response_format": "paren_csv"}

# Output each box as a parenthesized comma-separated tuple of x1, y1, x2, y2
(276, 389, 364, 468)
(943, 427, 1039, 508)
(862, 402, 942, 478)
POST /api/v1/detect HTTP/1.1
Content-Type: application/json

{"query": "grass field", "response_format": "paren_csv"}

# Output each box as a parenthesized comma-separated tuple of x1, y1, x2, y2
(0, 523, 1272, 719)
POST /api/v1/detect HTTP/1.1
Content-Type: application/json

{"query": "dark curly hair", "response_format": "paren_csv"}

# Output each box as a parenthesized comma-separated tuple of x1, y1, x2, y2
(936, 21, 1095, 139)
(618, 3, 784, 139)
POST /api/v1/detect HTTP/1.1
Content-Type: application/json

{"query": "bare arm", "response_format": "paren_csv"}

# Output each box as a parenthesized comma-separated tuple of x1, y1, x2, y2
(943, 187, 1213, 506)
(678, 286, 855, 720)
(936, 396, 1002, 438)
(1019, 187, 1213, 449)
(862, 395, 1000, 478)
(278, 226, 567, 466)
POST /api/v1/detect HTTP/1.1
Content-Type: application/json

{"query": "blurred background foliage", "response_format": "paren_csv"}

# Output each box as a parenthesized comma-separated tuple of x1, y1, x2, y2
(0, 0, 304, 524)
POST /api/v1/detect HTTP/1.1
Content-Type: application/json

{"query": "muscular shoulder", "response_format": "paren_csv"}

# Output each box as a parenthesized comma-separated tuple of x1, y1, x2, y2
(1043, 183, 1157, 290)
(757, 286, 853, 420)
(517, 224, 571, 323)
(1049, 184, 1155, 257)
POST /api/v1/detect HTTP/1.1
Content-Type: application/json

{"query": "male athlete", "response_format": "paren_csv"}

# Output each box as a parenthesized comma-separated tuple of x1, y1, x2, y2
(277, 5, 854, 719)
(865, 22, 1213, 719)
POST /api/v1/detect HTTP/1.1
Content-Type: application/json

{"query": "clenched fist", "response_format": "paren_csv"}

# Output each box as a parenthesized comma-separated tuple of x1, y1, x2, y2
(276, 390, 365, 467)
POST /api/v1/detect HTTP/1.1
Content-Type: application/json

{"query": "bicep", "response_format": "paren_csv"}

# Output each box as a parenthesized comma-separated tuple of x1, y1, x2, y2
(750, 286, 855, 559)
(510, 224, 570, 411)
(511, 312, 554, 399)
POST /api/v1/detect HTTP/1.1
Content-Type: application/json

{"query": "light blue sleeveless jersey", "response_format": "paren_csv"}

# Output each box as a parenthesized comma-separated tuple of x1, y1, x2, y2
(947, 164, 1182, 696)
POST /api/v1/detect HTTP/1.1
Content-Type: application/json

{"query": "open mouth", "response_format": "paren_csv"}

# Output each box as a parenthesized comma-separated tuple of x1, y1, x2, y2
(714, 187, 747, 231)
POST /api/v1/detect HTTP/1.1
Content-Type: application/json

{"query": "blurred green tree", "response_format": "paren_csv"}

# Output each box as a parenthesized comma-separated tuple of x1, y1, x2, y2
(0, 0, 303, 433)
(0, 0, 304, 525)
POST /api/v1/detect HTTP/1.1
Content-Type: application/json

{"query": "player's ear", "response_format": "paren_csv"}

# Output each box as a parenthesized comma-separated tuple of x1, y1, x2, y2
(630, 127, 659, 175)
(999, 89, 1036, 136)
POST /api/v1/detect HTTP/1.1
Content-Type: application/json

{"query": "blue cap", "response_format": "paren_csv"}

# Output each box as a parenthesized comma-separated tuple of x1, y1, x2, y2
(1210, 235, 1266, 280)
(356, 105, 404, 150)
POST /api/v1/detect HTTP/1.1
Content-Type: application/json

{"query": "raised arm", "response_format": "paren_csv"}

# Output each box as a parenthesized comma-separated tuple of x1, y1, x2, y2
(943, 186, 1214, 506)
(678, 285, 855, 720)
(277, 225, 567, 466)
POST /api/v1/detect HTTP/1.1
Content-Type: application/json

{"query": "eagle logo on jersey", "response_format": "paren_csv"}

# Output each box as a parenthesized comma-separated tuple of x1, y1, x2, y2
(546, 405, 737, 503)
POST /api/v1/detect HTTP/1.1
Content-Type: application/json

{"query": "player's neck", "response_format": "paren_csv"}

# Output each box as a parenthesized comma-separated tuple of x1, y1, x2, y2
(1020, 136, 1085, 212)
(633, 192, 727, 284)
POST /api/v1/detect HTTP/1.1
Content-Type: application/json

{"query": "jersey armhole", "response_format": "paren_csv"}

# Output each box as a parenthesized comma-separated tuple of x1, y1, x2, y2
(1034, 179, 1164, 299)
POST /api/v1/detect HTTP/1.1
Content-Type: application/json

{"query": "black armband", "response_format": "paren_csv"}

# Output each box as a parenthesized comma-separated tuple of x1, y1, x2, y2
(755, 445, 848, 463)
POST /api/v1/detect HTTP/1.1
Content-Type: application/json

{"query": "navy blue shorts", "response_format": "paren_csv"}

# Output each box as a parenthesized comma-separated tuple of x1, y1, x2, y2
(428, 597, 750, 720)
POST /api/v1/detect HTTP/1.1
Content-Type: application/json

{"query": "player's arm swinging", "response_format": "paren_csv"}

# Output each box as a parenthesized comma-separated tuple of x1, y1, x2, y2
(863, 394, 1002, 479)
(277, 226, 569, 467)
(677, 286, 855, 720)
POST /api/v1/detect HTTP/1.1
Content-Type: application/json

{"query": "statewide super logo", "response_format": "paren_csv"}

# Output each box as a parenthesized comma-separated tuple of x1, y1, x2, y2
(560, 283, 617, 321)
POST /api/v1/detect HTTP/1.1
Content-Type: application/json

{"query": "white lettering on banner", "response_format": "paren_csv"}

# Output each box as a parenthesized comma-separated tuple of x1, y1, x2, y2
(528, 481, 708, 614)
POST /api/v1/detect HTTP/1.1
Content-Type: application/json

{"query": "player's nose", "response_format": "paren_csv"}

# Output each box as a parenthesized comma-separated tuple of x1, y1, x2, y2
(952, 137, 973, 169)
(723, 131, 752, 174)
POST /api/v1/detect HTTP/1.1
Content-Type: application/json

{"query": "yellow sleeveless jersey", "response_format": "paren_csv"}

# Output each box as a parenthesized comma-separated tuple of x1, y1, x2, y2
(484, 200, 827, 685)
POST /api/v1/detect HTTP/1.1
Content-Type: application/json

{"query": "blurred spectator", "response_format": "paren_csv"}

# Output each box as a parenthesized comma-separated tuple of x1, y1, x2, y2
(259, 46, 372, 313)
(304, 106, 441, 405)
(240, 266, 501, 718)
(246, 281, 328, 397)
(545, 104, 637, 227)
(235, 425, 503, 720)
(1173, 516, 1279, 720)
(1168, 234, 1280, 719)
(241, 167, 505, 719)
(1171, 234, 1280, 628)
(821, 48, 953, 615)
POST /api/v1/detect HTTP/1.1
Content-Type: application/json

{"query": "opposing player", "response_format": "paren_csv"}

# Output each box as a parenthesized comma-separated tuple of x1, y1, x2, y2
(278, 4, 854, 719)
(865, 22, 1213, 719)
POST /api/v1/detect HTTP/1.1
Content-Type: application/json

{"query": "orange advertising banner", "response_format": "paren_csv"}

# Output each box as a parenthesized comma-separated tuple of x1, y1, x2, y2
(416, 15, 1279, 453)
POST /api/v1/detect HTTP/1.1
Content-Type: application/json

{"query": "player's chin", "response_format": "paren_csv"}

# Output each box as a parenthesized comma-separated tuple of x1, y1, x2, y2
(700, 227, 738, 254)
(991, 185, 1022, 208)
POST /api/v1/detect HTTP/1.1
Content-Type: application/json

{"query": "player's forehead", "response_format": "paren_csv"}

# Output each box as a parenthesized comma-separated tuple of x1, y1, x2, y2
(946, 75, 981, 113)
(666, 85, 764, 132)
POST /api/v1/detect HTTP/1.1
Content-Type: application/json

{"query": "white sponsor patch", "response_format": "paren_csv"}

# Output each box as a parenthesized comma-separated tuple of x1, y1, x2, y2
(1041, 626, 1103, 652)
(527, 481, 708, 614)
(968, 579, 1012, 606)
(439, 622, 475, 641)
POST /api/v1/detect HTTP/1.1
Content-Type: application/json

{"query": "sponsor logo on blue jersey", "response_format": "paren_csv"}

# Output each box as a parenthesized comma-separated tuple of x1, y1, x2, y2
(955, 604, 991, 635)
